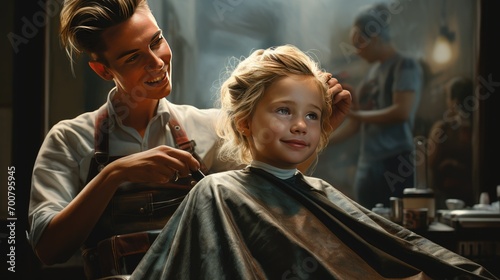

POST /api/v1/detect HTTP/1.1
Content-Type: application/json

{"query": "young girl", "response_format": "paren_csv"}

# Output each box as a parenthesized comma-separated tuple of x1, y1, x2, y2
(130, 45, 496, 280)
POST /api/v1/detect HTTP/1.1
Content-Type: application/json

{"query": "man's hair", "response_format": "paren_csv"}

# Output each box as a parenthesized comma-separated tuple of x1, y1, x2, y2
(216, 44, 332, 165)
(354, 3, 392, 42)
(60, 0, 148, 66)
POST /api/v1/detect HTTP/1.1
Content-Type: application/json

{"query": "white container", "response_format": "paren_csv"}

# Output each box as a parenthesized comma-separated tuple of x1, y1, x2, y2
(479, 192, 490, 205)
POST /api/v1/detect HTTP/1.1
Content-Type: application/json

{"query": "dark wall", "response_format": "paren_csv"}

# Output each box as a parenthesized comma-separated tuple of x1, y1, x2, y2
(7, 0, 46, 279)
(478, 0, 500, 201)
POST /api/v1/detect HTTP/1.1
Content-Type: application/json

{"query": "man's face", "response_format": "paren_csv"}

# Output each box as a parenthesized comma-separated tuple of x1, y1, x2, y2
(350, 26, 378, 63)
(97, 6, 173, 102)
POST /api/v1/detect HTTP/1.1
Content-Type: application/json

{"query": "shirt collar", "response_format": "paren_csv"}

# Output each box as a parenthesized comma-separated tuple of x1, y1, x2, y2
(157, 97, 172, 127)
(250, 160, 299, 180)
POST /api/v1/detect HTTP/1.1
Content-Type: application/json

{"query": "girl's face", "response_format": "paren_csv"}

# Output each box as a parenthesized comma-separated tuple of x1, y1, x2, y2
(98, 7, 172, 102)
(245, 75, 324, 169)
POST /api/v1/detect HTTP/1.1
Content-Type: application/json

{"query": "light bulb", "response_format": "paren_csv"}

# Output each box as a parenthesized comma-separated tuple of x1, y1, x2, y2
(432, 36, 452, 64)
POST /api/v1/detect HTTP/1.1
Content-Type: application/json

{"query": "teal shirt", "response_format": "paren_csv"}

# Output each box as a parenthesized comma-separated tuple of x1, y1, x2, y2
(359, 54, 423, 162)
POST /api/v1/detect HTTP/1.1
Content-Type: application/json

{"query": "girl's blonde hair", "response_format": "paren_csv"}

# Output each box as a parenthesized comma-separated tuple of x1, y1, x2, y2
(216, 44, 332, 165)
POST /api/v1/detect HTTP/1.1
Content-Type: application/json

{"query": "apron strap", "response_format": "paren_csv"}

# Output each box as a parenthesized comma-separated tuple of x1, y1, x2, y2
(94, 106, 110, 171)
(166, 105, 208, 173)
(93, 103, 208, 173)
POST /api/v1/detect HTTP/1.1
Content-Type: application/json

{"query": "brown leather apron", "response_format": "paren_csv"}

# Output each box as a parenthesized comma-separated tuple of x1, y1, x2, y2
(81, 106, 208, 279)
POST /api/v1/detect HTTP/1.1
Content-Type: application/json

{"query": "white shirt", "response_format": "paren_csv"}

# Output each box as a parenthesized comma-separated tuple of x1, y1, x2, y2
(28, 88, 238, 248)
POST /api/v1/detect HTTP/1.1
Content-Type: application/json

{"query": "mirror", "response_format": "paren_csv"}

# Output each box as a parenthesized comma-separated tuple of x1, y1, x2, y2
(46, 0, 479, 210)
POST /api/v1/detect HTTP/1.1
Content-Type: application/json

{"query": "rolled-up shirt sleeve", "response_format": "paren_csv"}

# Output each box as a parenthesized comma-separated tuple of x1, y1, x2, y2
(28, 117, 94, 249)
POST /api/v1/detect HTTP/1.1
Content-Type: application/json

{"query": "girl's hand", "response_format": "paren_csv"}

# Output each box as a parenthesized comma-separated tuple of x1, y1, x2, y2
(326, 76, 352, 132)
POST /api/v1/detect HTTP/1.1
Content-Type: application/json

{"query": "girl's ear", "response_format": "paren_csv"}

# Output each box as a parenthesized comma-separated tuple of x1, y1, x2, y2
(236, 118, 251, 136)
(89, 61, 113, 81)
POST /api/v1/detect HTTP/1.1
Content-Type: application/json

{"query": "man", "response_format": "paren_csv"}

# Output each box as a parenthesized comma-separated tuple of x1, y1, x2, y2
(330, 3, 423, 209)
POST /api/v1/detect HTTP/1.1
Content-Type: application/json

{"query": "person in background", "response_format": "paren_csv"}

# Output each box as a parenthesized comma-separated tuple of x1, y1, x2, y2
(329, 2, 423, 209)
(427, 76, 474, 209)
(130, 44, 496, 280)
(27, 0, 350, 278)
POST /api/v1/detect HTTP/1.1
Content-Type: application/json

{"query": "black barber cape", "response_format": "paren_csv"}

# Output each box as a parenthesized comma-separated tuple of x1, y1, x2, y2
(130, 167, 497, 279)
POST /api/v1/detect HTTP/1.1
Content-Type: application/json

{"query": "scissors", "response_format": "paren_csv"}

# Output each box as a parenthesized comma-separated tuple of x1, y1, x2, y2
(190, 169, 205, 181)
